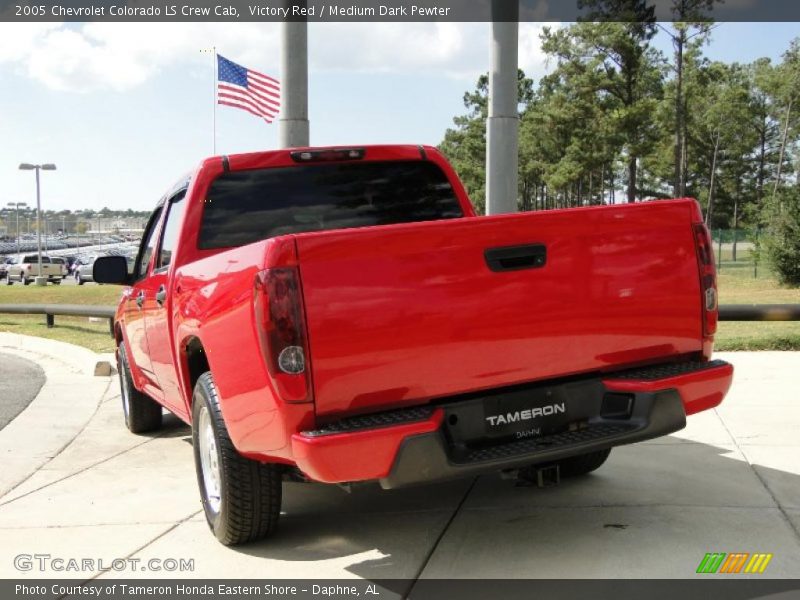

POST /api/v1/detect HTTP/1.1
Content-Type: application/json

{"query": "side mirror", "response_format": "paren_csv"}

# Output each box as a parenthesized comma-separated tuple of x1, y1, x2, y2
(93, 256, 130, 285)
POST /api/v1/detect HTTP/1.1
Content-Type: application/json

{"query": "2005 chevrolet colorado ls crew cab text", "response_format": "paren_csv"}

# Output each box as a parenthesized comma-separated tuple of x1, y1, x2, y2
(94, 145, 733, 545)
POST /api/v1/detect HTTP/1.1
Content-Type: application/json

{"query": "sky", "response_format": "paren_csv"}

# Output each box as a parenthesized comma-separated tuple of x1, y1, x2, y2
(0, 21, 798, 213)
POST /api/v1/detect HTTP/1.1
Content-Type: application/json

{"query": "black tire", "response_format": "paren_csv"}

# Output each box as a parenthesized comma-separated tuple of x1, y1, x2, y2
(52, 279, 61, 285)
(192, 372, 282, 546)
(118, 343, 162, 434)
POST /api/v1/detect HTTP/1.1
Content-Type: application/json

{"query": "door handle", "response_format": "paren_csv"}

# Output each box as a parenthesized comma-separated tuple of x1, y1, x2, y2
(156, 285, 167, 307)
(135, 291, 145, 309)
(484, 244, 547, 272)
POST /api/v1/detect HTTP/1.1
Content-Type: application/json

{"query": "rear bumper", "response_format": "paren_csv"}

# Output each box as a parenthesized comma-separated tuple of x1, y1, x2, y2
(291, 359, 733, 487)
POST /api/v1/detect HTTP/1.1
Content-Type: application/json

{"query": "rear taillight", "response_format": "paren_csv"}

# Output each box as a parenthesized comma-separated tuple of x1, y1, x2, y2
(254, 267, 312, 403)
(693, 223, 718, 336)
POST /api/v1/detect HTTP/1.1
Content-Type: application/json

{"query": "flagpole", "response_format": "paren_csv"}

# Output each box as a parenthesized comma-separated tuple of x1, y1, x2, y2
(212, 45, 217, 155)
(201, 47, 217, 155)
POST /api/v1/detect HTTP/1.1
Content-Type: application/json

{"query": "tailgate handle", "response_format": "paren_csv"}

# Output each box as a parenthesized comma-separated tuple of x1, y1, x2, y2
(484, 244, 547, 272)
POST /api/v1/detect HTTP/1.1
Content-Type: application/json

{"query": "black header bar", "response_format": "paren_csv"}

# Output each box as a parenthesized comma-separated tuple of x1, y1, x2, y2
(4, 579, 800, 600)
(3, 0, 800, 22)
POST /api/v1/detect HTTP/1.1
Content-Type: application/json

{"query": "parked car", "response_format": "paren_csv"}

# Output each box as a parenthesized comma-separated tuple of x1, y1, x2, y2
(95, 145, 733, 546)
(7, 254, 63, 285)
(74, 257, 97, 285)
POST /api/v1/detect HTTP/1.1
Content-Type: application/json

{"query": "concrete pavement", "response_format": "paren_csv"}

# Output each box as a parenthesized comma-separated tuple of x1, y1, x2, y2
(0, 334, 113, 498)
(0, 337, 798, 584)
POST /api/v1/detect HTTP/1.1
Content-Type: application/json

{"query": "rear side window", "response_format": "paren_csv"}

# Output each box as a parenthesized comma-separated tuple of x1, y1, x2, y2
(198, 160, 463, 249)
(155, 191, 187, 271)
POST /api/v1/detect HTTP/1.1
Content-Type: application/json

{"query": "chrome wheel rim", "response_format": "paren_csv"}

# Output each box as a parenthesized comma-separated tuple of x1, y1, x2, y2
(198, 406, 222, 513)
(119, 361, 130, 421)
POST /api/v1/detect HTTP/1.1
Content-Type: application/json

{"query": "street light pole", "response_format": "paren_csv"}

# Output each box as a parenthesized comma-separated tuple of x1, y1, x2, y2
(37, 169, 43, 259)
(19, 162, 56, 285)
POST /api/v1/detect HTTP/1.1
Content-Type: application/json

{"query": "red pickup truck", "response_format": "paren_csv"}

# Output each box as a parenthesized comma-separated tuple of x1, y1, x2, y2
(94, 145, 733, 546)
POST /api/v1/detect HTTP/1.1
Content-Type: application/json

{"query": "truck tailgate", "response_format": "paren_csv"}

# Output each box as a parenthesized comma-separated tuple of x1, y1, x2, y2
(295, 200, 703, 417)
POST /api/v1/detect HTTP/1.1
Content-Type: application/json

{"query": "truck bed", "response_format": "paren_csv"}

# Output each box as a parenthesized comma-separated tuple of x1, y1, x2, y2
(295, 199, 703, 417)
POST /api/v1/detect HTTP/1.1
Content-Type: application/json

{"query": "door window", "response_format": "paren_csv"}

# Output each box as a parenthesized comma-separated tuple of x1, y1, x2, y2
(134, 207, 163, 280)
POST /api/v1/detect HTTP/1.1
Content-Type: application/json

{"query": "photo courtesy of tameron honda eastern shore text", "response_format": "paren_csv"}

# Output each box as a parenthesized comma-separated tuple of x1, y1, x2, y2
(93, 145, 733, 546)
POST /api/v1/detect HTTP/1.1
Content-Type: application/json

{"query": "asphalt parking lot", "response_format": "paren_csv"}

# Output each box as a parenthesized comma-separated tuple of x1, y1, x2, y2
(0, 334, 798, 588)
(0, 353, 45, 430)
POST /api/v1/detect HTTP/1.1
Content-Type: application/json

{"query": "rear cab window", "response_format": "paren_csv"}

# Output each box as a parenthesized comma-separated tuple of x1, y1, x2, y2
(198, 160, 463, 249)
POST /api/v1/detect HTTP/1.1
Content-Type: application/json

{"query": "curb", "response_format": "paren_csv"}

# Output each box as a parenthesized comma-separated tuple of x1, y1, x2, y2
(0, 332, 116, 377)
(0, 333, 117, 497)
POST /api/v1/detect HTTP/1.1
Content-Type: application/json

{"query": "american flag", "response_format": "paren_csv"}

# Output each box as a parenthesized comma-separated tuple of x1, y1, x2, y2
(217, 54, 280, 123)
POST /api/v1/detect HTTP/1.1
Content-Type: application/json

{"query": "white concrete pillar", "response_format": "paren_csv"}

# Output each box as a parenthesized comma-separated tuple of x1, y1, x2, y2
(278, 17, 310, 148)
(485, 1, 519, 215)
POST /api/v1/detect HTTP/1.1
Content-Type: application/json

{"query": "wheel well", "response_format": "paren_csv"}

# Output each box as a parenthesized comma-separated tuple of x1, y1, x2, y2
(184, 337, 209, 403)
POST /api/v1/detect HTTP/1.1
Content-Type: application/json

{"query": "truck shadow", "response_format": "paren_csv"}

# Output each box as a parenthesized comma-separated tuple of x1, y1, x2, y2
(230, 437, 798, 582)
(143, 412, 191, 440)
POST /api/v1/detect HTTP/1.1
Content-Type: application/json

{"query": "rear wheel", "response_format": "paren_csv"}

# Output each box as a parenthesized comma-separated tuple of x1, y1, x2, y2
(192, 372, 282, 545)
(118, 343, 162, 434)
(21, 273, 30, 285)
